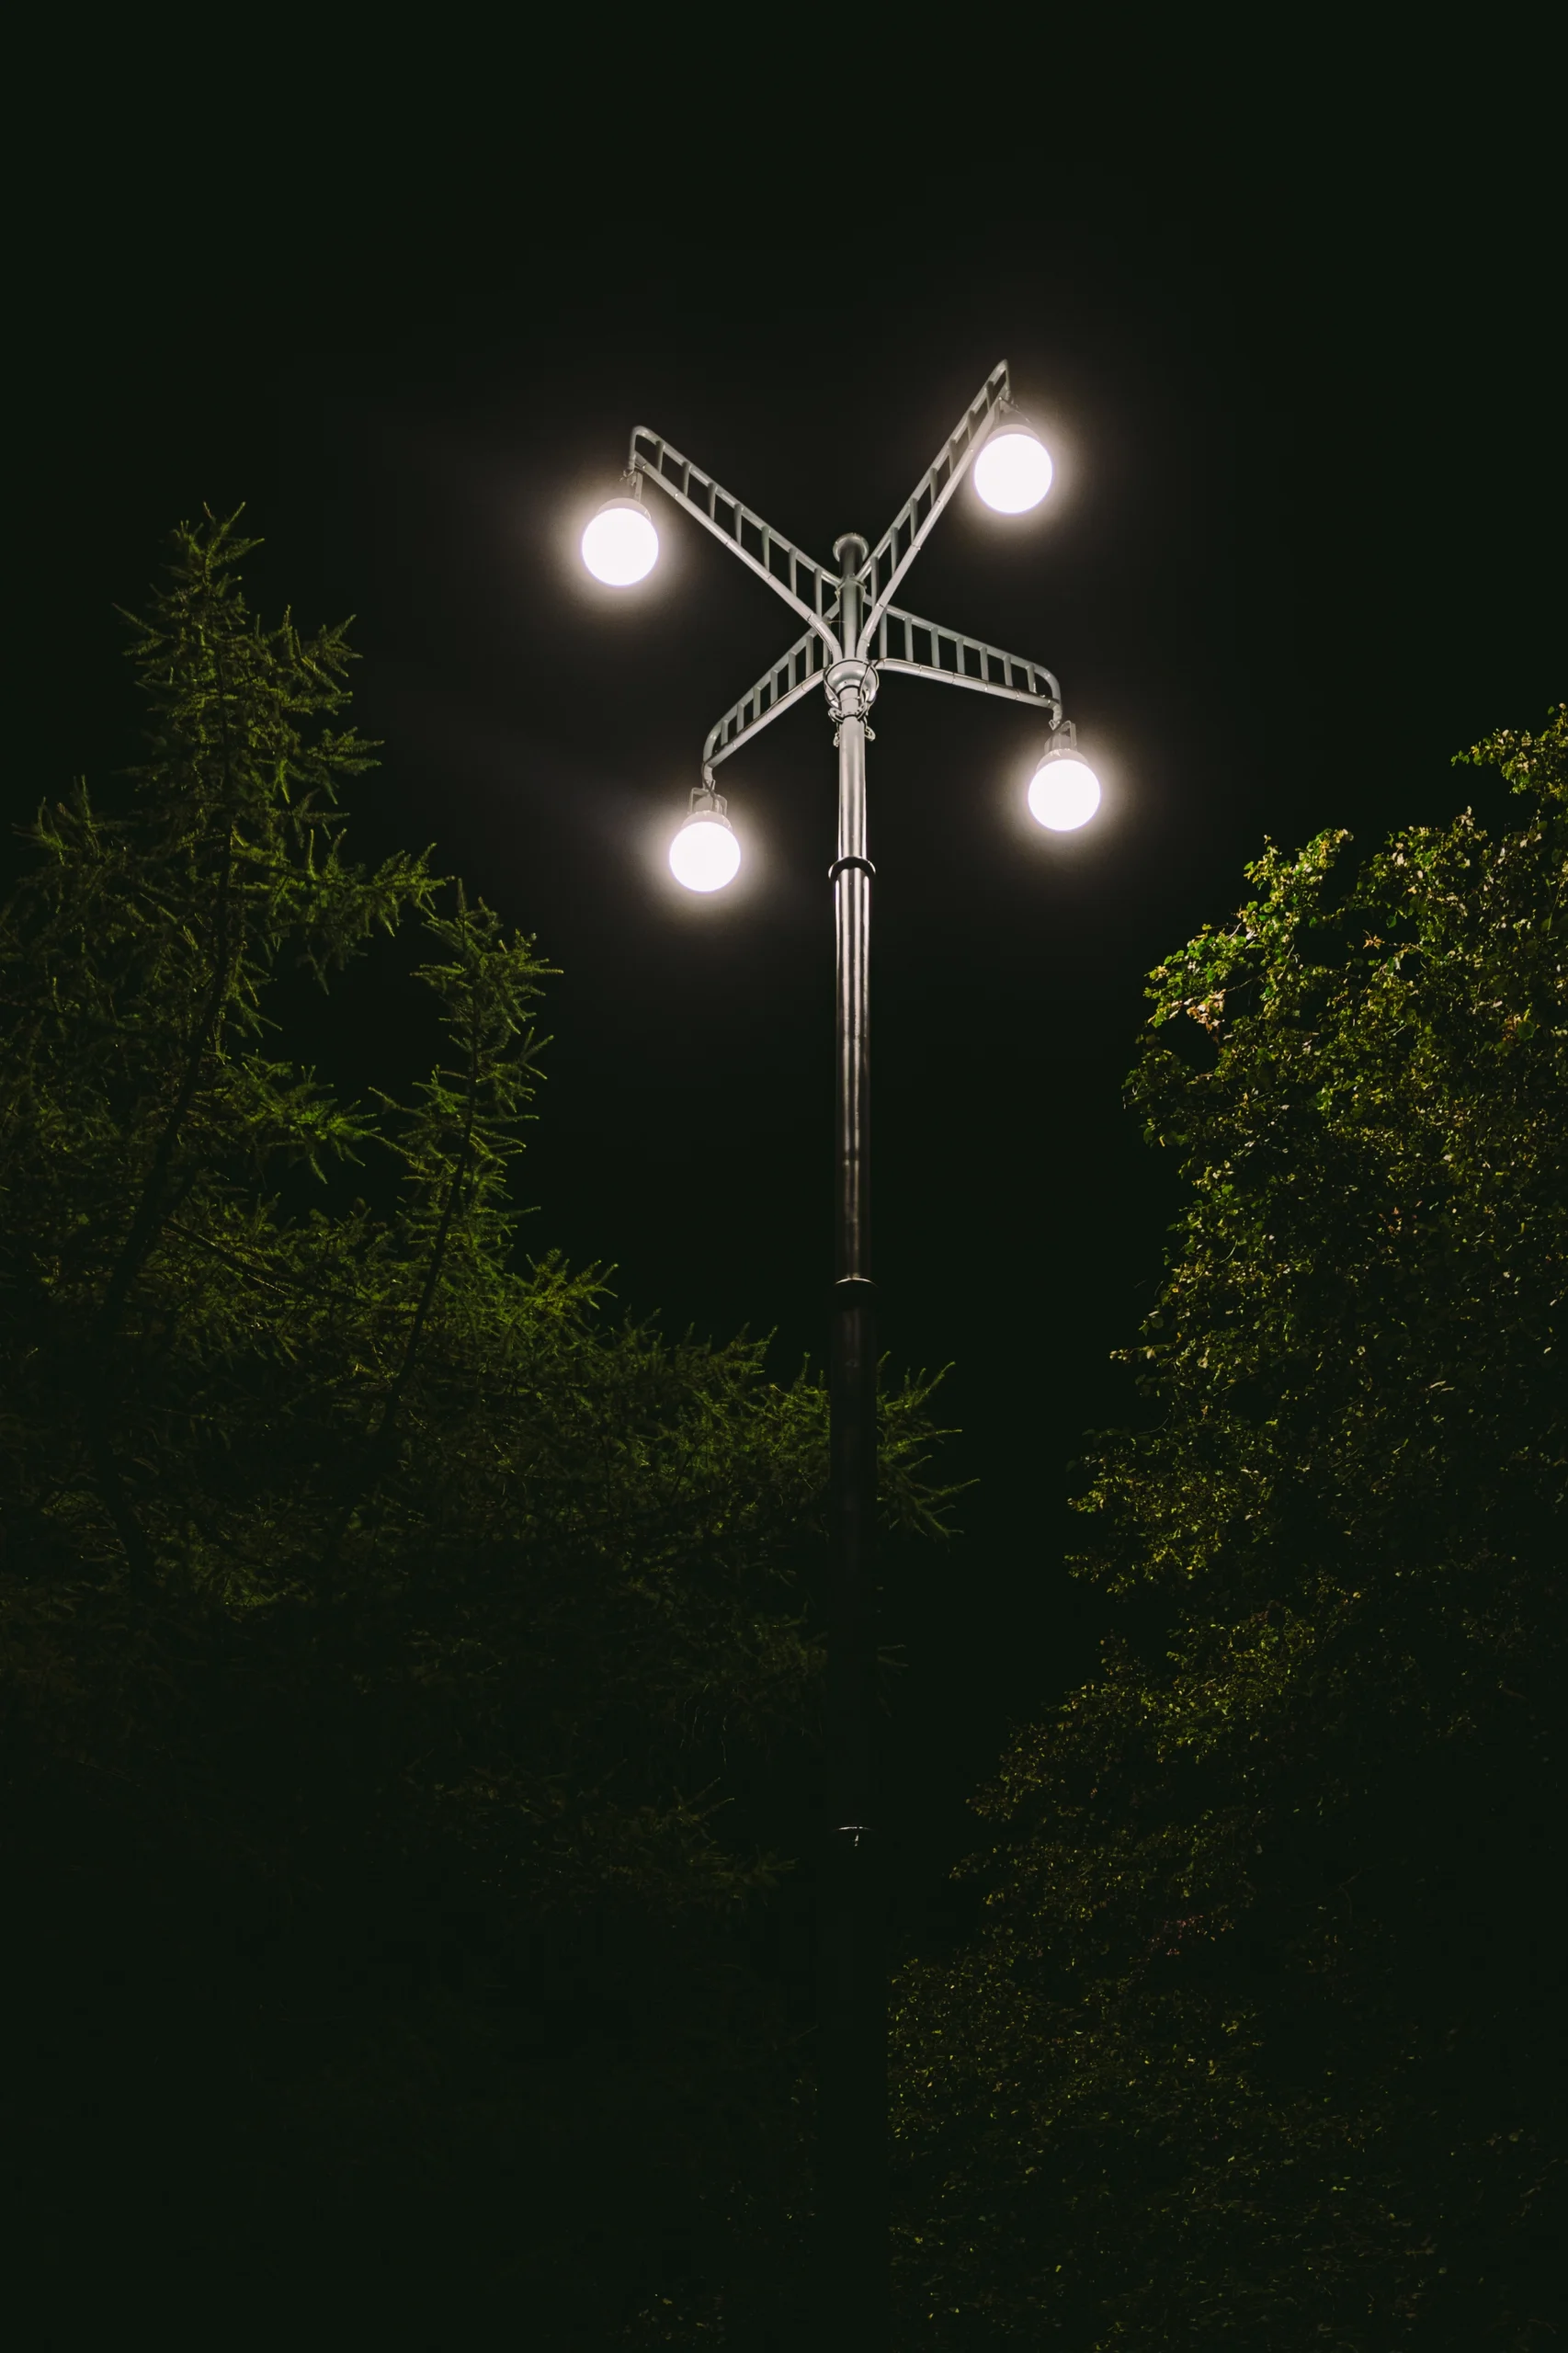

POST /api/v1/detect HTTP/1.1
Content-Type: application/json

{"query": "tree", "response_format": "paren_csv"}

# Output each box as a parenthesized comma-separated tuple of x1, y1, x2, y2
(0, 513, 949, 2342)
(892, 709, 1568, 2350)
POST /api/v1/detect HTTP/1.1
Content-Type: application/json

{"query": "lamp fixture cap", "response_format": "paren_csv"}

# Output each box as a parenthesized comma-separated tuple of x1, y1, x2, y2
(686, 779, 731, 824)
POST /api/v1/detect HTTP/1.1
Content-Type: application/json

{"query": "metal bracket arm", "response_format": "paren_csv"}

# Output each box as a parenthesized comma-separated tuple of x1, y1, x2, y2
(703, 603, 1062, 772)
(869, 604, 1062, 722)
(702, 621, 830, 771)
(855, 360, 1012, 654)
(629, 426, 843, 656)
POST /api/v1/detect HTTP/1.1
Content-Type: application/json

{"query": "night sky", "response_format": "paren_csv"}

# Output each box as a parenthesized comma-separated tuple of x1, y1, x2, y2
(15, 116, 1560, 1926)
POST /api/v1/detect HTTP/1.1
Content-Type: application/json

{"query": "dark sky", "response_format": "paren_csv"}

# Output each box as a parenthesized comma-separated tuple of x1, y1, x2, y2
(14, 98, 1561, 1916)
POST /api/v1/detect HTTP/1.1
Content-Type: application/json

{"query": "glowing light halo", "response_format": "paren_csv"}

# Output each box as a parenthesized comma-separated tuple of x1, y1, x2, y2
(973, 426, 1053, 514)
(1028, 751, 1101, 832)
(582, 496, 659, 585)
(670, 812, 741, 892)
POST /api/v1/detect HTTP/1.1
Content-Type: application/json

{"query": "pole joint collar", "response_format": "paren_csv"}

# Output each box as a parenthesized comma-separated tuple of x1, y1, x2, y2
(824, 658, 879, 727)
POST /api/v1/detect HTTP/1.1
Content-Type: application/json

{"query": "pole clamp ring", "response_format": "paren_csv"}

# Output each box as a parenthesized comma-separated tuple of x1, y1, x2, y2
(824, 658, 880, 726)
(829, 855, 876, 884)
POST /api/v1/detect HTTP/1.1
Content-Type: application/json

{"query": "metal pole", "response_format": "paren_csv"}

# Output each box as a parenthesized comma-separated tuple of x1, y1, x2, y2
(818, 533, 886, 2349)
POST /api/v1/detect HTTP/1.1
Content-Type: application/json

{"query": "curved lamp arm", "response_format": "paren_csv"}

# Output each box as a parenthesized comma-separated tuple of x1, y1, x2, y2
(627, 426, 843, 656)
(703, 620, 831, 771)
(699, 598, 1062, 777)
(854, 359, 1012, 654)
(869, 602, 1062, 724)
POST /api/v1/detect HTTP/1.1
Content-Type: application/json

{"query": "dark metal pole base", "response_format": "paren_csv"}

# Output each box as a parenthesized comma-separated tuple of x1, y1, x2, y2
(818, 1277, 886, 2349)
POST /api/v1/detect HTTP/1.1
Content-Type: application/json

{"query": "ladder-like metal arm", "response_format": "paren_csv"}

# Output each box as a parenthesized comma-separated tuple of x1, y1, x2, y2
(702, 602, 1063, 775)
(702, 621, 830, 771)
(854, 361, 1012, 654)
(869, 604, 1062, 722)
(629, 426, 843, 656)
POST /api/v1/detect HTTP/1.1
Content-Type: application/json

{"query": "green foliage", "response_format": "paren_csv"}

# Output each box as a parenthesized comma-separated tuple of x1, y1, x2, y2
(892, 709, 1568, 2349)
(0, 513, 949, 2339)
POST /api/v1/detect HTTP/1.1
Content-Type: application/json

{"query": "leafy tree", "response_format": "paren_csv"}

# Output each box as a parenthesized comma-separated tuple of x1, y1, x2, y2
(0, 514, 948, 2342)
(892, 709, 1568, 2350)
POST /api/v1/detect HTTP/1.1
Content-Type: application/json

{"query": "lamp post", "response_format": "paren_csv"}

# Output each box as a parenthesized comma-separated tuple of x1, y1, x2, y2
(582, 361, 1099, 2351)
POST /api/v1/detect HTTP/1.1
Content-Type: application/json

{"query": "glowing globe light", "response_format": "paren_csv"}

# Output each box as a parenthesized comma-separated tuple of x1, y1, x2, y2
(973, 426, 1053, 515)
(1028, 750, 1101, 832)
(670, 808, 741, 892)
(582, 496, 659, 585)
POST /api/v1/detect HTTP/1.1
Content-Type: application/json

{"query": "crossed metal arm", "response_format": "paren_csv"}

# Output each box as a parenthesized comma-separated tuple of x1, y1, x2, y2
(625, 361, 1064, 777)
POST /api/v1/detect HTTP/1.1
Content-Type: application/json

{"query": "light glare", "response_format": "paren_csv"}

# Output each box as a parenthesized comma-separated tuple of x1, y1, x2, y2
(670, 815, 741, 892)
(1028, 754, 1101, 832)
(582, 498, 659, 585)
(974, 428, 1053, 514)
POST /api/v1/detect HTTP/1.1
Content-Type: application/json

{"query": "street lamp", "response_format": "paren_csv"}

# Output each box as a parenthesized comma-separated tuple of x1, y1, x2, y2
(1028, 719, 1102, 830)
(668, 780, 741, 892)
(581, 481, 660, 584)
(581, 361, 1097, 2351)
(972, 406, 1053, 513)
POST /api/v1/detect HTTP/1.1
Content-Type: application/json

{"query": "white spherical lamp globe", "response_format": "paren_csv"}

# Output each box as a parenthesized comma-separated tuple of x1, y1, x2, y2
(582, 496, 659, 585)
(670, 810, 741, 892)
(1028, 751, 1101, 832)
(973, 426, 1053, 515)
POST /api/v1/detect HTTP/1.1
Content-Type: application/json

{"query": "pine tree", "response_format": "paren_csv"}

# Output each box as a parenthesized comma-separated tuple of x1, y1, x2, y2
(0, 513, 950, 2341)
